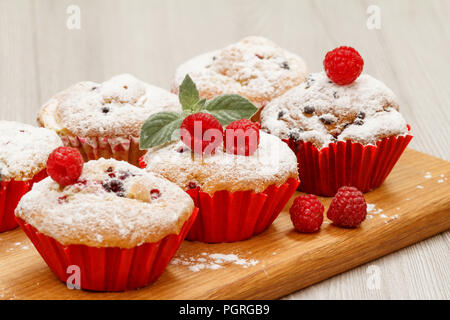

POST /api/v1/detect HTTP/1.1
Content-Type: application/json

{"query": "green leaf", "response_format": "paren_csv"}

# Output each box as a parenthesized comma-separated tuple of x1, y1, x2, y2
(192, 98, 207, 112)
(140, 112, 184, 149)
(203, 94, 258, 126)
(178, 74, 200, 112)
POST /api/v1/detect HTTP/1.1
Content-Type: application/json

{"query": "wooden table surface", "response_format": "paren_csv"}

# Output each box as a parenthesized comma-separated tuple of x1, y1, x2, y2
(0, 0, 448, 299)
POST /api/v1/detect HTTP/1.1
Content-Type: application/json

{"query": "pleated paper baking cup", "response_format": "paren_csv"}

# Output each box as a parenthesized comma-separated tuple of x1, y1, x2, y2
(61, 135, 145, 166)
(284, 133, 413, 197)
(185, 178, 299, 243)
(0, 170, 47, 233)
(16, 208, 198, 292)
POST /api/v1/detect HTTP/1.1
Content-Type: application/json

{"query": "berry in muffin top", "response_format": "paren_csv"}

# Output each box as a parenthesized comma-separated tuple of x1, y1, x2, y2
(15, 158, 194, 248)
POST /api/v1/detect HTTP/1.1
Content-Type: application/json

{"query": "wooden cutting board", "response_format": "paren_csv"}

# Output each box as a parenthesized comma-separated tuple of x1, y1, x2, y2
(0, 148, 449, 300)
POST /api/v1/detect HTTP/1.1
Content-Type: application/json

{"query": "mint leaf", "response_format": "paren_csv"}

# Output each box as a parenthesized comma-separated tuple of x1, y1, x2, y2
(178, 74, 200, 112)
(140, 112, 184, 149)
(192, 98, 207, 112)
(203, 94, 258, 126)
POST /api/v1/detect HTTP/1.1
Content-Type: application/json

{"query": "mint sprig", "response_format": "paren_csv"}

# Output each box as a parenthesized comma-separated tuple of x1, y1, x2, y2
(140, 75, 258, 149)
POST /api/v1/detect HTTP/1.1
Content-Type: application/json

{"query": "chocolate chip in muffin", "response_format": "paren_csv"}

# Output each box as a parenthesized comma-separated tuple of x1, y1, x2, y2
(187, 181, 198, 189)
(304, 75, 315, 89)
(277, 110, 286, 119)
(333, 91, 339, 99)
(101, 107, 110, 114)
(303, 106, 315, 114)
(319, 116, 335, 125)
(353, 119, 364, 126)
(288, 130, 301, 141)
(356, 111, 366, 119)
(91, 86, 98, 91)
(177, 146, 188, 153)
(212, 56, 217, 61)
(280, 61, 290, 70)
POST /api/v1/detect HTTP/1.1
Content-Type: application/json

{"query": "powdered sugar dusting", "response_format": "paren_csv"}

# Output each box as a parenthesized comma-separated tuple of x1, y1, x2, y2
(15, 159, 194, 248)
(0, 121, 63, 180)
(172, 36, 308, 105)
(39, 74, 181, 137)
(367, 203, 383, 215)
(170, 252, 259, 272)
(261, 72, 409, 148)
(144, 131, 298, 194)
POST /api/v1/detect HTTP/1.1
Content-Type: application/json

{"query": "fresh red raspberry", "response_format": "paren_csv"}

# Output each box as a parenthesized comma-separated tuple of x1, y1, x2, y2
(327, 186, 367, 228)
(138, 155, 147, 169)
(46, 147, 84, 186)
(223, 119, 260, 156)
(180, 113, 223, 154)
(289, 194, 324, 233)
(323, 46, 364, 85)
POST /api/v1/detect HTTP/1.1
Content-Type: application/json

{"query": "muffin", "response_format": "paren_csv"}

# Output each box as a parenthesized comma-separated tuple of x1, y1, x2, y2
(141, 130, 299, 243)
(0, 121, 62, 232)
(171, 36, 308, 118)
(38, 74, 181, 166)
(15, 158, 197, 291)
(261, 72, 412, 196)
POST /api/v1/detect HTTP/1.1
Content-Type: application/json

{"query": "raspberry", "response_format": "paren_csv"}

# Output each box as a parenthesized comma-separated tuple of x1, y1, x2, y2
(150, 189, 161, 200)
(46, 147, 84, 186)
(289, 194, 324, 233)
(180, 113, 223, 154)
(102, 179, 125, 197)
(327, 186, 367, 228)
(223, 119, 260, 156)
(323, 46, 364, 85)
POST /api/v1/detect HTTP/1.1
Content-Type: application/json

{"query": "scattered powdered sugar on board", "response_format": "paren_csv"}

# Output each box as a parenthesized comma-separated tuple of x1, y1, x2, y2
(424, 172, 432, 179)
(170, 252, 259, 272)
(367, 203, 401, 223)
(416, 185, 424, 189)
(384, 214, 400, 224)
(367, 203, 383, 215)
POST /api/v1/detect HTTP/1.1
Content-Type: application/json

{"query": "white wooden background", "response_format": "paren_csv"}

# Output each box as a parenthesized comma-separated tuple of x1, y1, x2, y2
(0, 0, 449, 299)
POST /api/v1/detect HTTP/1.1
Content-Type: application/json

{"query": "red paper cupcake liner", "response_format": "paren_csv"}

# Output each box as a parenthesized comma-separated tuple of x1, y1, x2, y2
(0, 170, 47, 232)
(185, 178, 299, 243)
(16, 208, 198, 292)
(61, 135, 145, 166)
(284, 133, 413, 197)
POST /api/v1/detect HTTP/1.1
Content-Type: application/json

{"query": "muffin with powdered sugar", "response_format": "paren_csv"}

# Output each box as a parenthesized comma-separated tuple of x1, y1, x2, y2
(38, 74, 181, 166)
(171, 36, 308, 117)
(261, 47, 412, 196)
(141, 76, 299, 243)
(16, 155, 197, 291)
(0, 121, 62, 232)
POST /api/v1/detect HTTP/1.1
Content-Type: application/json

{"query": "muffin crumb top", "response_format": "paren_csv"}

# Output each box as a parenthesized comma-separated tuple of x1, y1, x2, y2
(144, 131, 298, 194)
(261, 72, 409, 148)
(0, 121, 62, 181)
(38, 74, 181, 138)
(15, 158, 194, 248)
(172, 36, 308, 105)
